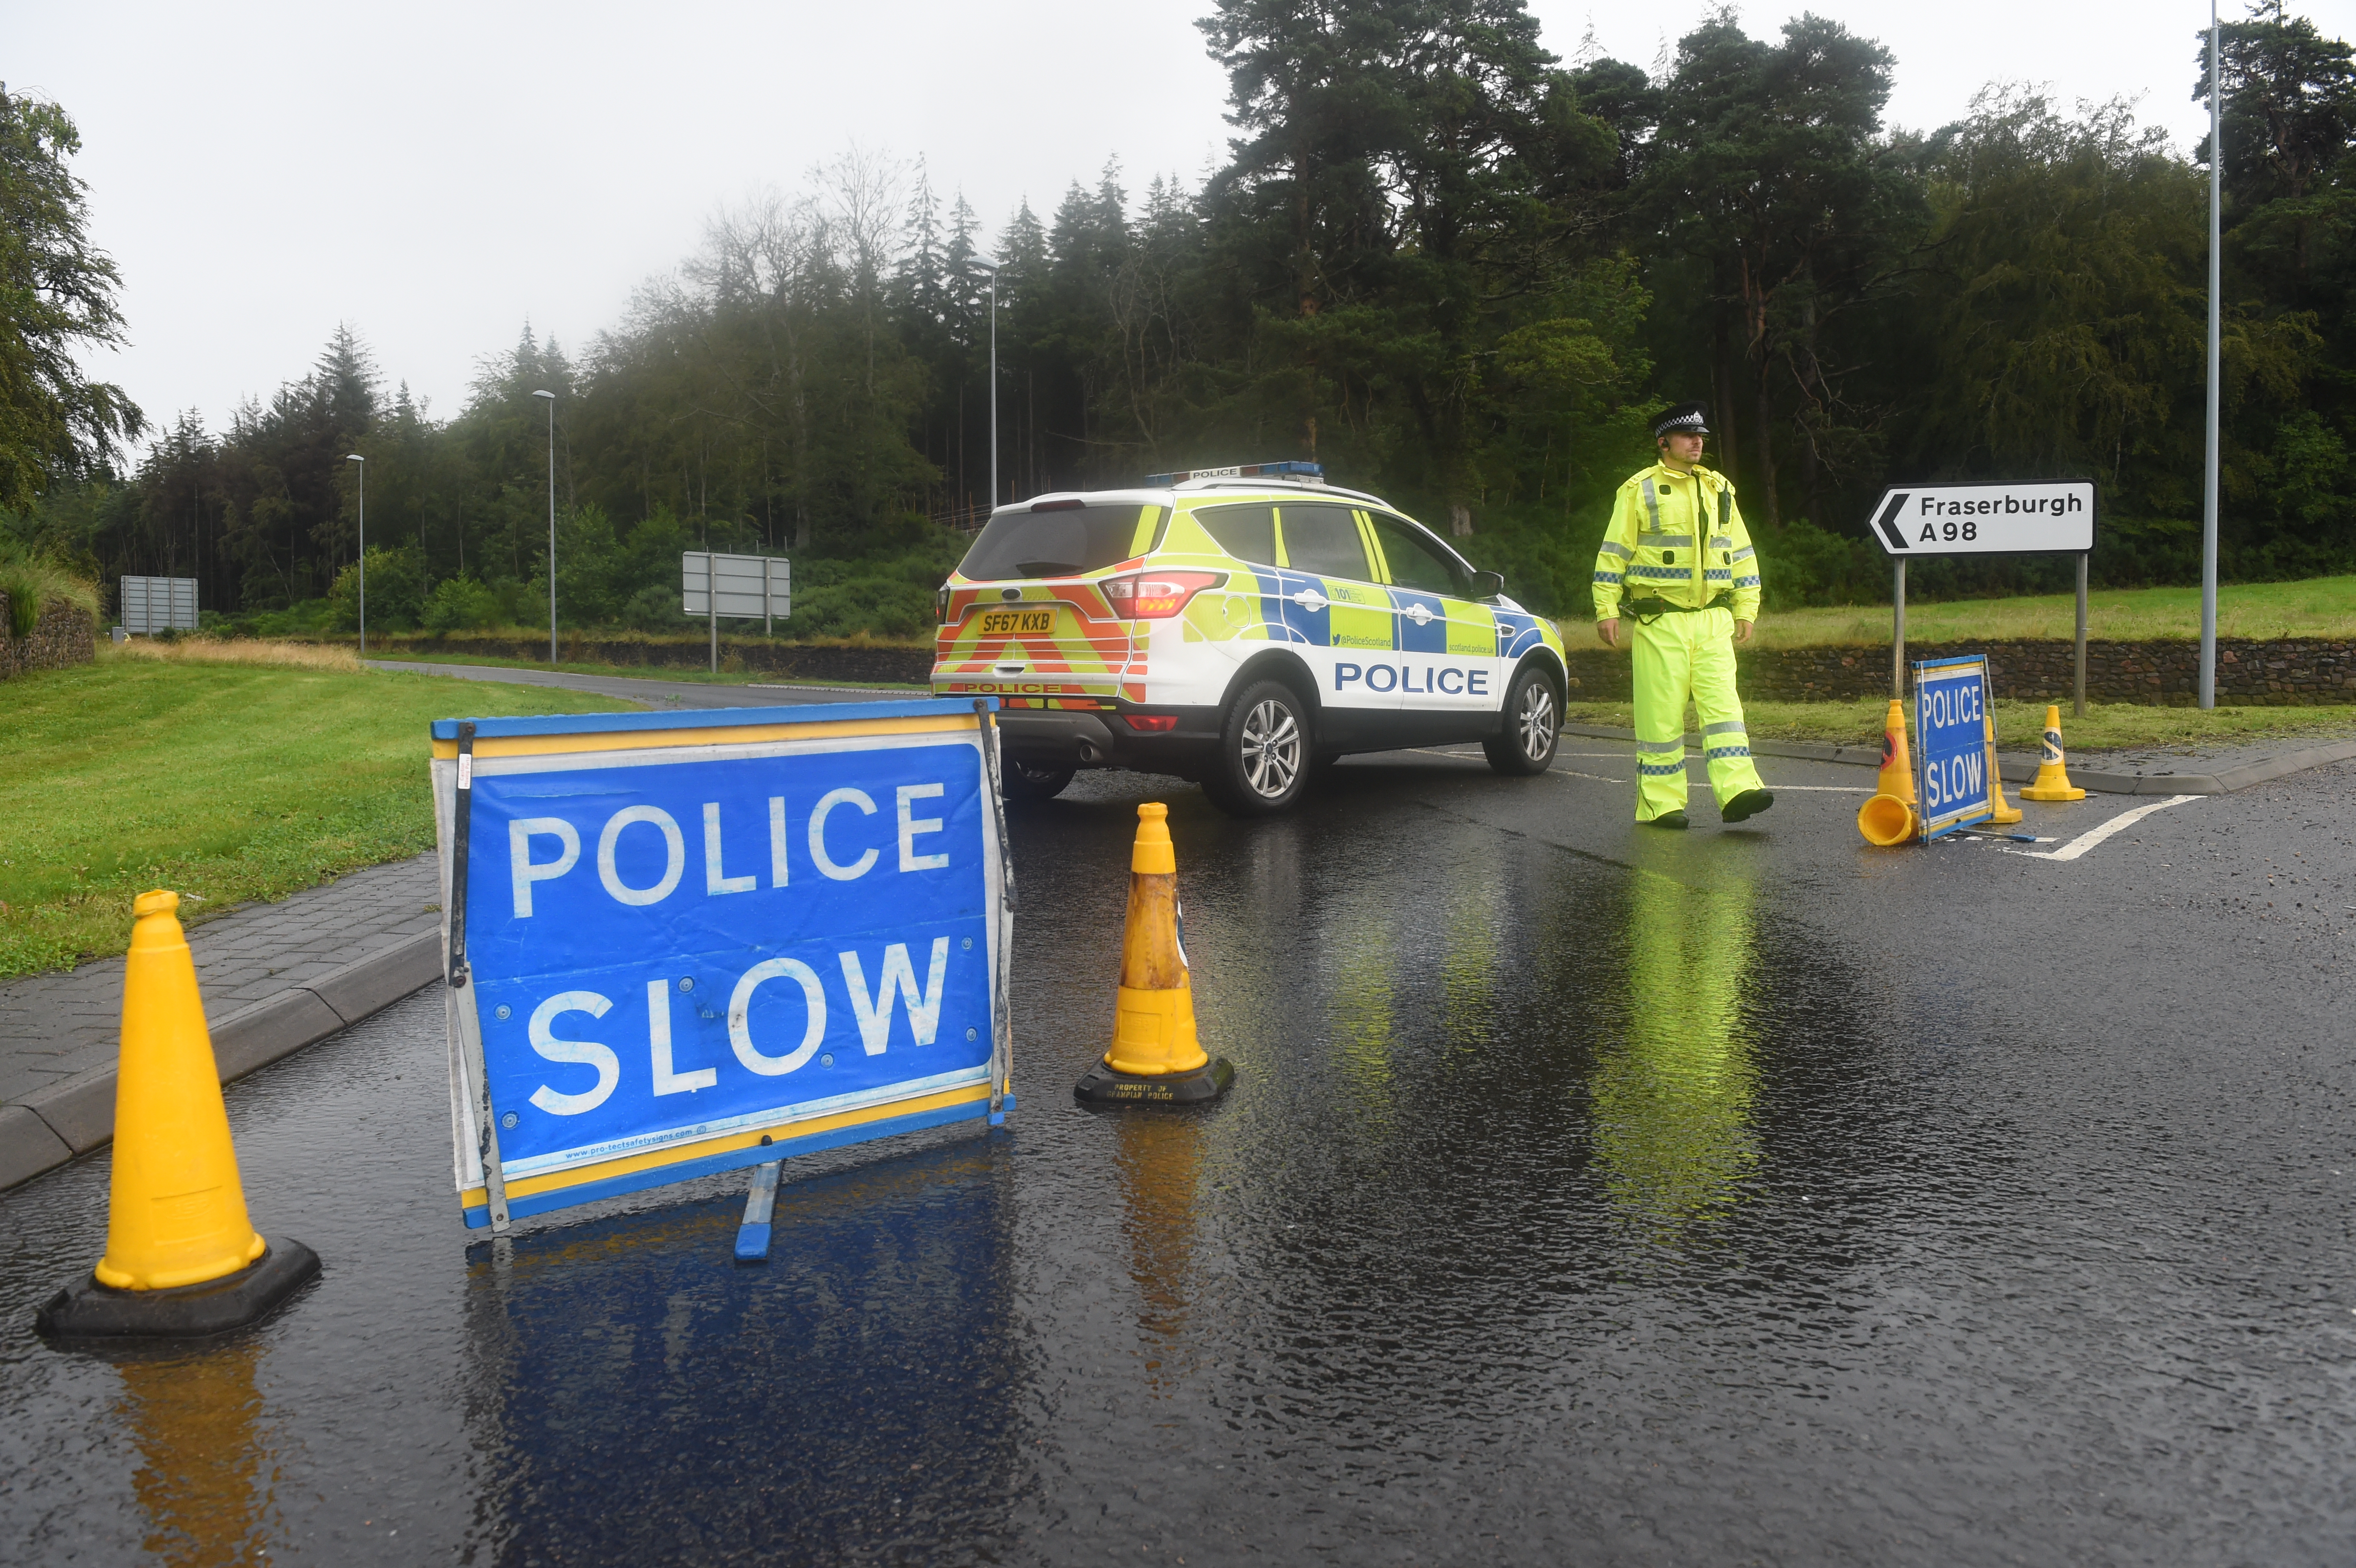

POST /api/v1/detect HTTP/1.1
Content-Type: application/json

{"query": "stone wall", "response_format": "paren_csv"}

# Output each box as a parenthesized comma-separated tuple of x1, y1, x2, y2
(327, 625, 2356, 707)
(1556, 637, 2356, 706)
(0, 596, 97, 680)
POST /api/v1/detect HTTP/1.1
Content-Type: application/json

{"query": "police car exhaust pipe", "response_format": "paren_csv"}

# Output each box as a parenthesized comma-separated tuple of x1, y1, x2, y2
(1073, 804, 1234, 1107)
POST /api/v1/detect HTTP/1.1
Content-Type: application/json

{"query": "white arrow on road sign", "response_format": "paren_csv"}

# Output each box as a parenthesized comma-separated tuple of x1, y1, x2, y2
(1866, 480, 2096, 557)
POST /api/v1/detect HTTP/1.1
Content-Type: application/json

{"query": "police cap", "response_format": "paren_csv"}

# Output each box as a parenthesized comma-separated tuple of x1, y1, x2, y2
(1651, 403, 1711, 439)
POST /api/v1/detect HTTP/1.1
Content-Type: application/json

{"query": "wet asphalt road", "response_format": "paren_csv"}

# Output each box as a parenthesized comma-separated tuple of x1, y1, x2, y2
(3, 738, 2353, 1566)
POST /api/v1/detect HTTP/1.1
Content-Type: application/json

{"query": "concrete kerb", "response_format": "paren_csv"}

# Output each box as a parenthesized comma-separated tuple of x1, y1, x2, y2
(1558, 723, 2356, 796)
(0, 930, 443, 1195)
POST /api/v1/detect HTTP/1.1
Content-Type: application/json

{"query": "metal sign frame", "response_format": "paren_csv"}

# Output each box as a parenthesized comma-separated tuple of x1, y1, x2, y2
(1911, 656, 1994, 839)
(429, 697, 1014, 1233)
(682, 551, 791, 673)
(118, 576, 199, 634)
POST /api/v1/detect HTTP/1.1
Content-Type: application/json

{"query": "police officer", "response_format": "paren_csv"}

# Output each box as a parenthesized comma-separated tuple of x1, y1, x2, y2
(1592, 403, 1773, 829)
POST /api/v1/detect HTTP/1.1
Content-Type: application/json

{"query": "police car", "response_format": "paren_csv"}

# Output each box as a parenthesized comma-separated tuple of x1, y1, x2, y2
(931, 462, 1569, 816)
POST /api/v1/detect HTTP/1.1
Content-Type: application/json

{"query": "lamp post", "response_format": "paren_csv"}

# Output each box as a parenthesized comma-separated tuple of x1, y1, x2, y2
(534, 389, 556, 664)
(344, 453, 366, 654)
(2199, 0, 2222, 708)
(972, 255, 1000, 515)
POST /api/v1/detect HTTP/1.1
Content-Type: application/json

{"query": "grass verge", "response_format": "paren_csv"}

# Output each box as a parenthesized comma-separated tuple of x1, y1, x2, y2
(1564, 697, 2356, 752)
(1556, 576, 2356, 648)
(360, 648, 926, 689)
(0, 651, 641, 982)
(115, 636, 364, 672)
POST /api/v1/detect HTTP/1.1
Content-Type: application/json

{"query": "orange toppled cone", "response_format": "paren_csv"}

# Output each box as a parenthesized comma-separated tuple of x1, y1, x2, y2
(36, 892, 318, 1340)
(1857, 698, 1921, 847)
(1982, 708, 2024, 824)
(1074, 805, 1234, 1106)
(2018, 704, 2087, 802)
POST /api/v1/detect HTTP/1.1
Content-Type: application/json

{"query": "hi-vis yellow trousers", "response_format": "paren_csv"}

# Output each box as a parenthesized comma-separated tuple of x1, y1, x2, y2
(1631, 606, 1766, 821)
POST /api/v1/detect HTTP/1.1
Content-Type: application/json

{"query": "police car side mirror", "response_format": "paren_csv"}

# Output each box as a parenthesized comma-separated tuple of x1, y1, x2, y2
(1470, 570, 1505, 600)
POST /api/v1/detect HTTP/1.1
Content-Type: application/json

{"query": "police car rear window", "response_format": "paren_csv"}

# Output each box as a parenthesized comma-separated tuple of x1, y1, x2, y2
(1195, 503, 1277, 566)
(957, 505, 1160, 581)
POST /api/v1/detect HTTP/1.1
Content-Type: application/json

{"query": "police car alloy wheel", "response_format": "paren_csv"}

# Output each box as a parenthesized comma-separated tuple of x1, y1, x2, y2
(1205, 680, 1310, 816)
(1483, 665, 1560, 776)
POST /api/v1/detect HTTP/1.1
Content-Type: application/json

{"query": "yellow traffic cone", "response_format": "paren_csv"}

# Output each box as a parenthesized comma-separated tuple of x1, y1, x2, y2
(2018, 704, 2087, 802)
(1873, 698, 1916, 806)
(1982, 708, 2024, 824)
(1074, 805, 1234, 1106)
(1856, 698, 1920, 846)
(36, 891, 318, 1339)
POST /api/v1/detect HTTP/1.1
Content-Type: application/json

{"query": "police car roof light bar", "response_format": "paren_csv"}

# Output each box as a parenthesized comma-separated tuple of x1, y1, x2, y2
(1144, 460, 1324, 487)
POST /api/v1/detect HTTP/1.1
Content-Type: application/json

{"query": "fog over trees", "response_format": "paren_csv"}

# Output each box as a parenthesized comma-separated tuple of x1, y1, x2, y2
(6, 1, 2353, 635)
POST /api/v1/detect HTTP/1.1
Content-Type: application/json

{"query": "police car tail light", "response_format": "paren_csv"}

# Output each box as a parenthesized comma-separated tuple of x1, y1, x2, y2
(1102, 570, 1224, 619)
(1123, 714, 1179, 731)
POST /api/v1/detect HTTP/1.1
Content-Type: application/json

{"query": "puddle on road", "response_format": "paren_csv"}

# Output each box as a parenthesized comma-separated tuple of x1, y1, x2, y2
(2, 769, 2346, 1564)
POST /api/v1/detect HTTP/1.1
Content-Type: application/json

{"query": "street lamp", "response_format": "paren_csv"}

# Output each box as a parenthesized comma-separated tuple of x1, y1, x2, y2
(2199, 0, 2222, 708)
(971, 256, 1000, 516)
(534, 389, 556, 664)
(344, 453, 366, 655)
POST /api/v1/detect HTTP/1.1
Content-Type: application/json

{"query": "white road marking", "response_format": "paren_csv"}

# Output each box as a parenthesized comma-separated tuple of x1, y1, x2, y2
(2003, 795, 2200, 862)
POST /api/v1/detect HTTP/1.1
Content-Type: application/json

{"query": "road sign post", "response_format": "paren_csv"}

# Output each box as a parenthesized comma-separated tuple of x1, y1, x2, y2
(1892, 559, 1906, 700)
(683, 551, 792, 675)
(1911, 657, 1994, 839)
(429, 698, 1013, 1235)
(1866, 480, 2098, 712)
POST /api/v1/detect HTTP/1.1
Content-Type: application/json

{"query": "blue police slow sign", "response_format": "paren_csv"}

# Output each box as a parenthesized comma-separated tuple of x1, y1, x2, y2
(430, 700, 1013, 1230)
(1911, 657, 1994, 838)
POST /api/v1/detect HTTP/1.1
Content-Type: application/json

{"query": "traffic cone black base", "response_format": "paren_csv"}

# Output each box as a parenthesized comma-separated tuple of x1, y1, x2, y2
(37, 1239, 319, 1342)
(1074, 1056, 1235, 1107)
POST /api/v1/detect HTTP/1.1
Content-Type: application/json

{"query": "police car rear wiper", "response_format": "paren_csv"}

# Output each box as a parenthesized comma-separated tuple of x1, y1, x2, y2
(1017, 560, 1081, 577)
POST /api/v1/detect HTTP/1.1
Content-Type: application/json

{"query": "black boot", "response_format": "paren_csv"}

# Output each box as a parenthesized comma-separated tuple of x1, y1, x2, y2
(1641, 810, 1690, 830)
(1721, 789, 1774, 823)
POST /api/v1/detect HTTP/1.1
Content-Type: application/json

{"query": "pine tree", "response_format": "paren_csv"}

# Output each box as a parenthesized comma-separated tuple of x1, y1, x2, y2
(0, 84, 145, 510)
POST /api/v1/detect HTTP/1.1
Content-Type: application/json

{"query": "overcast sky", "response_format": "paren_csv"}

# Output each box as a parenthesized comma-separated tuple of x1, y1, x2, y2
(11, 0, 2343, 444)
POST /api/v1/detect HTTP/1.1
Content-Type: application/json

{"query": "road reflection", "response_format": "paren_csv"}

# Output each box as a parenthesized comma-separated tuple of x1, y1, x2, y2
(1589, 866, 1762, 1245)
(1112, 1111, 1205, 1389)
(117, 1342, 271, 1568)
(456, 1134, 1026, 1562)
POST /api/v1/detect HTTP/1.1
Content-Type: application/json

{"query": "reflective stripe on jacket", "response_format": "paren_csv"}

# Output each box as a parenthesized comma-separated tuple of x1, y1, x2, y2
(1591, 464, 1761, 622)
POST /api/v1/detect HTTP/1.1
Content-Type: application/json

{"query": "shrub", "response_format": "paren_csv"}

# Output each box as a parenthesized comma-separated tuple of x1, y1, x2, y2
(0, 544, 99, 638)
(422, 576, 506, 632)
(327, 545, 427, 631)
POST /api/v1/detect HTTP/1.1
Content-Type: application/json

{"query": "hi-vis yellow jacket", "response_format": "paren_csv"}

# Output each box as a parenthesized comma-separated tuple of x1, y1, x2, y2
(1592, 463, 1762, 623)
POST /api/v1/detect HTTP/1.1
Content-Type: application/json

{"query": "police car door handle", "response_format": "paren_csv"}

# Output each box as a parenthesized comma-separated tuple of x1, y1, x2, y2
(1291, 588, 1329, 610)
(1405, 603, 1435, 625)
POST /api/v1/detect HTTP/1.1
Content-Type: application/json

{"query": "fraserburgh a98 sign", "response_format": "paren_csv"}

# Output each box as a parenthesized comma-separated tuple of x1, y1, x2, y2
(1866, 480, 2096, 557)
